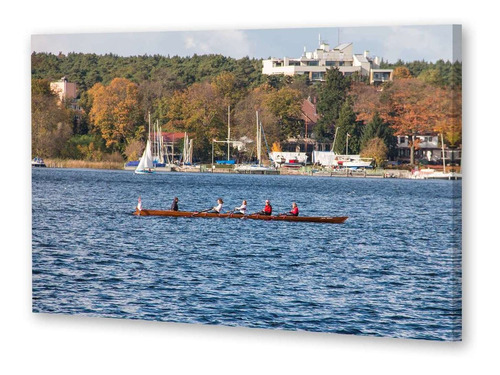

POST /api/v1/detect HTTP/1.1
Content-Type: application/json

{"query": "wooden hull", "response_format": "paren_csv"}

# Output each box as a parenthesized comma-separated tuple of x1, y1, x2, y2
(134, 209, 347, 224)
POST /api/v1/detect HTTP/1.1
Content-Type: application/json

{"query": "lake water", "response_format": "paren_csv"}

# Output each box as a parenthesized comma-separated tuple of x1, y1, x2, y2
(32, 168, 462, 341)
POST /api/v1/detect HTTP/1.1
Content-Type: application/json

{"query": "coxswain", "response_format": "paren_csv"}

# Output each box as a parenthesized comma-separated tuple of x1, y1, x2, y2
(257, 200, 272, 216)
(171, 197, 179, 211)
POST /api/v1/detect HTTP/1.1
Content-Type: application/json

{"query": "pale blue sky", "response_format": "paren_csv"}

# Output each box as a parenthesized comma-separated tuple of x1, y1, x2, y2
(32, 25, 460, 63)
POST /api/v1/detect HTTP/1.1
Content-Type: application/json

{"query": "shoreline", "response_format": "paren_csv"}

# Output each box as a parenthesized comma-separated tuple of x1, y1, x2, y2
(36, 160, 461, 180)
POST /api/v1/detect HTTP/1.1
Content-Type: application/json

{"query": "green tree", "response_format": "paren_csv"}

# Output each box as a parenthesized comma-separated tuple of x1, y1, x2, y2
(333, 99, 362, 154)
(31, 79, 73, 158)
(418, 69, 445, 87)
(360, 112, 397, 158)
(315, 68, 351, 141)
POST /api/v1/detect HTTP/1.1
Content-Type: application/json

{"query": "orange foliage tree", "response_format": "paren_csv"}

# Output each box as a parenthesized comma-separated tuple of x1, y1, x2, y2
(350, 78, 462, 165)
(429, 87, 462, 147)
(351, 82, 385, 124)
(382, 78, 437, 164)
(88, 78, 142, 153)
(352, 78, 459, 165)
(393, 66, 412, 79)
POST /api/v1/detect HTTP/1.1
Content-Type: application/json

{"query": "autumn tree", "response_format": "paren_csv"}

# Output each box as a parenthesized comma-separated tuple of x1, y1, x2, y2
(360, 138, 388, 167)
(124, 139, 145, 162)
(350, 82, 384, 124)
(229, 85, 277, 161)
(382, 78, 437, 165)
(393, 66, 412, 79)
(429, 86, 462, 147)
(211, 71, 243, 108)
(264, 86, 304, 140)
(165, 81, 226, 161)
(88, 78, 143, 153)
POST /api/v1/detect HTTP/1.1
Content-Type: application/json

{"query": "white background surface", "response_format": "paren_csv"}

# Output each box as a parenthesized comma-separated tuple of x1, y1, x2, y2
(1, 1, 497, 373)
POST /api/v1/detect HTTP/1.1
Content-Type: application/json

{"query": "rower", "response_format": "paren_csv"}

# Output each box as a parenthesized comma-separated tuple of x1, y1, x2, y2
(233, 200, 247, 215)
(282, 202, 299, 216)
(209, 198, 224, 214)
(257, 200, 272, 216)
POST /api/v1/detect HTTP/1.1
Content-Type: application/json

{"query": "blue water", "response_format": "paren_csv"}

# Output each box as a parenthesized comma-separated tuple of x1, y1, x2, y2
(32, 168, 462, 341)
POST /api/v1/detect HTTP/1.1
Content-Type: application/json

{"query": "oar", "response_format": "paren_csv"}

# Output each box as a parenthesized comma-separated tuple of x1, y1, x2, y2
(191, 208, 212, 217)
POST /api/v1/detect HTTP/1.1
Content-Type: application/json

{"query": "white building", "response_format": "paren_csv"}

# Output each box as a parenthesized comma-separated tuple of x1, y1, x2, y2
(262, 41, 393, 84)
(396, 135, 461, 164)
(50, 76, 77, 102)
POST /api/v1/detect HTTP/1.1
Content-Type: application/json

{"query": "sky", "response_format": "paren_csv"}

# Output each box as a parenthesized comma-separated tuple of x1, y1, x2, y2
(31, 25, 460, 63)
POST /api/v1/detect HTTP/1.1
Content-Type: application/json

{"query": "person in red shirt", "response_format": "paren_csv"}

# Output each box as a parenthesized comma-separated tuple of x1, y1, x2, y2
(283, 202, 299, 216)
(257, 200, 272, 215)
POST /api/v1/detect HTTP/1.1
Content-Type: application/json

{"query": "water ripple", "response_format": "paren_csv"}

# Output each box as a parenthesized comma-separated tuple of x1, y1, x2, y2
(32, 168, 462, 341)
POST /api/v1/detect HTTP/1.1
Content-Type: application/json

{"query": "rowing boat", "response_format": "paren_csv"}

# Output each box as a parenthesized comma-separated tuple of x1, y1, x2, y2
(134, 209, 348, 224)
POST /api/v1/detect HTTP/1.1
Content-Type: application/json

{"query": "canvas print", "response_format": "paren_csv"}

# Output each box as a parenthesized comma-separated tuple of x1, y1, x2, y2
(31, 25, 462, 341)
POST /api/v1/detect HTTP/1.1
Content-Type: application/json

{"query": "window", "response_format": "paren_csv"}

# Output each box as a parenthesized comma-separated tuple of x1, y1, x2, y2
(311, 72, 324, 80)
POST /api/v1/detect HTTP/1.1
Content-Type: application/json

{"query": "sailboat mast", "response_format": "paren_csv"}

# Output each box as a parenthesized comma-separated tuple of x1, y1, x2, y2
(157, 121, 160, 161)
(256, 111, 261, 165)
(189, 139, 193, 164)
(227, 105, 231, 161)
(158, 120, 163, 163)
(148, 112, 151, 144)
(332, 126, 339, 153)
(441, 133, 446, 173)
(183, 132, 188, 163)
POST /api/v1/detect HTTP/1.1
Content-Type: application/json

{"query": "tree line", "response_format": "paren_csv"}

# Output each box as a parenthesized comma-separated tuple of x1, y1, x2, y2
(31, 52, 462, 166)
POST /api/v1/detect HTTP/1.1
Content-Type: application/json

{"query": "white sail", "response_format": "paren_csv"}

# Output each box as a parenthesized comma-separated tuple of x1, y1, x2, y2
(135, 139, 154, 173)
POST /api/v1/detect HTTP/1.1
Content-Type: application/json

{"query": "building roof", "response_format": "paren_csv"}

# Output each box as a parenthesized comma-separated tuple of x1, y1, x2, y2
(301, 99, 319, 124)
(354, 54, 369, 63)
(161, 132, 187, 142)
(334, 43, 352, 51)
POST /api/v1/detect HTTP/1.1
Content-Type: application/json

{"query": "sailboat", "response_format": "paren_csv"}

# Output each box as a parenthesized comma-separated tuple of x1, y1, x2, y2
(135, 113, 155, 174)
(235, 111, 277, 173)
(135, 139, 155, 174)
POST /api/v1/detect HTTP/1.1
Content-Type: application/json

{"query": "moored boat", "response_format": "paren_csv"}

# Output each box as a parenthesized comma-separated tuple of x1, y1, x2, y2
(32, 157, 46, 167)
(133, 209, 347, 224)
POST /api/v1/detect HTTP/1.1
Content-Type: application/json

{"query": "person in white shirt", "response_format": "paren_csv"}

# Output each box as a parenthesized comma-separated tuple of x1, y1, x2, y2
(233, 200, 247, 215)
(209, 198, 224, 214)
